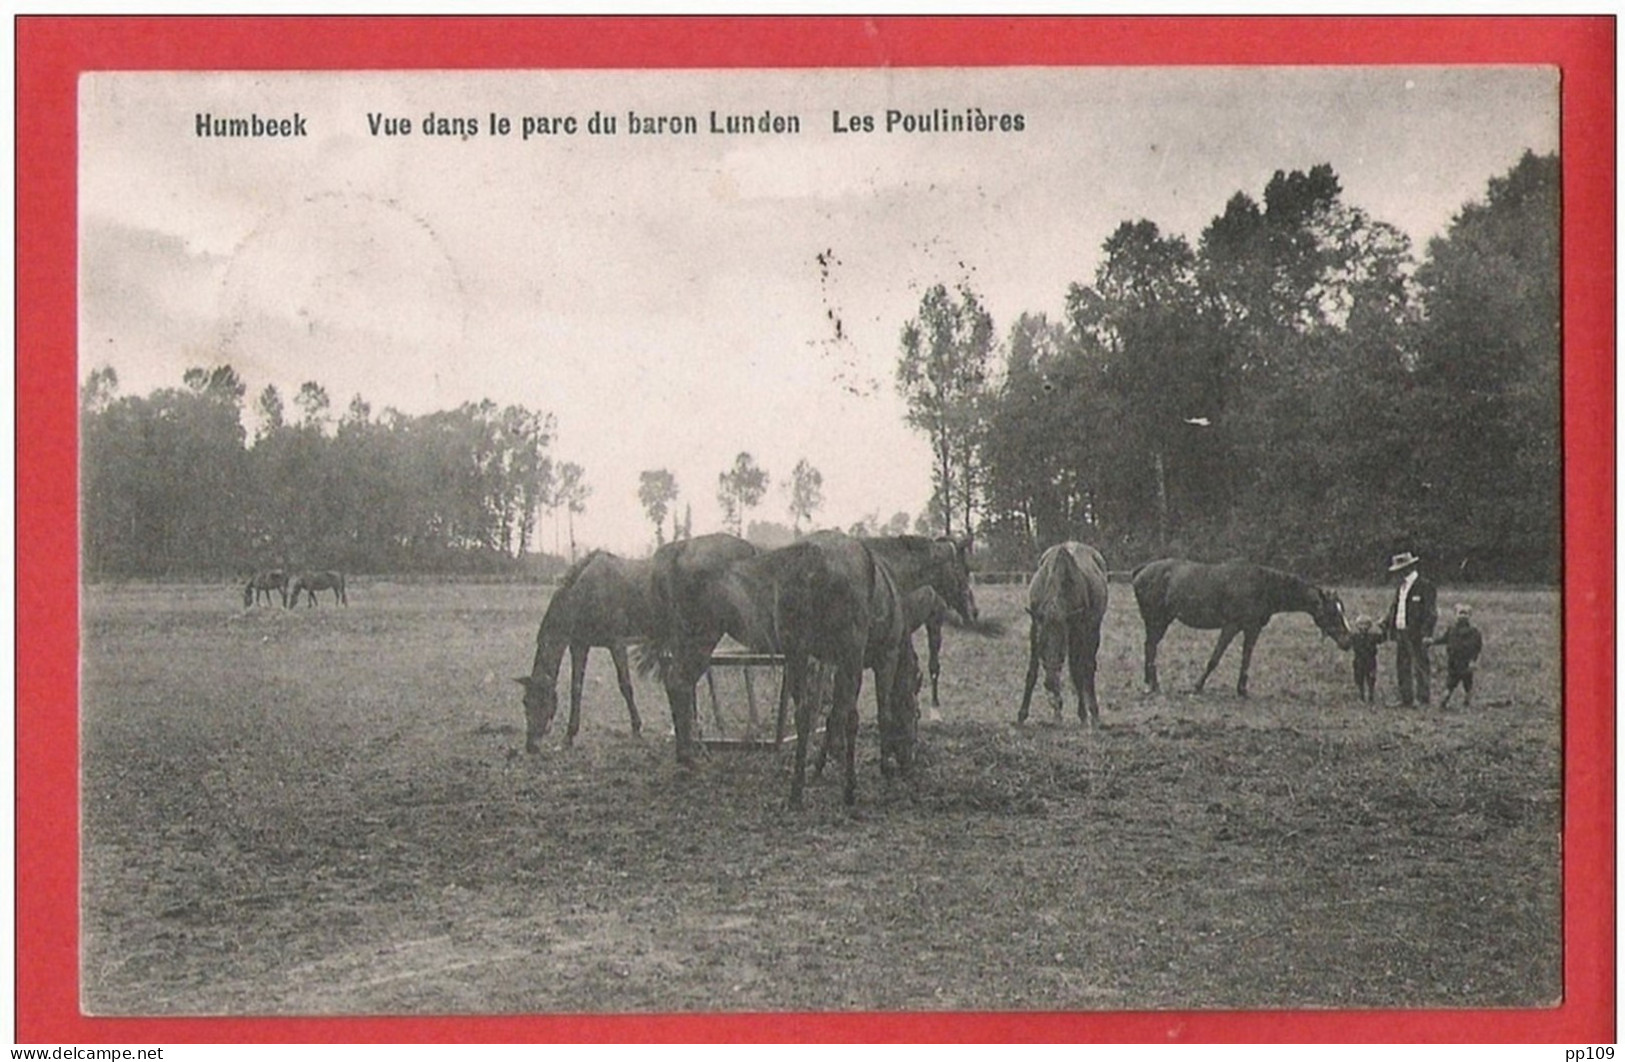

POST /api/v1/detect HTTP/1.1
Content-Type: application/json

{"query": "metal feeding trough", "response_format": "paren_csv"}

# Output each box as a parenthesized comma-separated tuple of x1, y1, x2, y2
(698, 649, 793, 749)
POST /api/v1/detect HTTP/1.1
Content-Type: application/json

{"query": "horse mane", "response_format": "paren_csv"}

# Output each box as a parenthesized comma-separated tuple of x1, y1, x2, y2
(863, 534, 935, 560)
(1252, 564, 1327, 614)
(553, 549, 610, 598)
(536, 550, 610, 647)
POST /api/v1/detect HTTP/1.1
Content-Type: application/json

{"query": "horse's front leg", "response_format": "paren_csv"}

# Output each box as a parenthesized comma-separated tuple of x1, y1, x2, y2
(566, 644, 589, 746)
(1236, 627, 1262, 697)
(927, 617, 943, 708)
(873, 647, 902, 778)
(1017, 623, 1042, 724)
(1143, 619, 1169, 693)
(610, 643, 642, 735)
(812, 666, 839, 781)
(788, 651, 817, 809)
(664, 650, 705, 767)
(1195, 626, 1240, 693)
(838, 663, 865, 805)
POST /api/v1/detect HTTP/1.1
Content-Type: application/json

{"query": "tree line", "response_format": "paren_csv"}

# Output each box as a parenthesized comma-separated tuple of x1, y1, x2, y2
(80, 370, 579, 578)
(82, 151, 1558, 584)
(896, 152, 1560, 582)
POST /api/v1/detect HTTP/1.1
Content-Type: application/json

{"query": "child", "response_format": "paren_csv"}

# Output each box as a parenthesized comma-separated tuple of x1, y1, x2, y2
(1347, 614, 1383, 703)
(1433, 603, 1484, 708)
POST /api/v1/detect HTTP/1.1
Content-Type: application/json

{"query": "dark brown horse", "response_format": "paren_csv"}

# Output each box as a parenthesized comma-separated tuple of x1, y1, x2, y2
(775, 534, 976, 740)
(860, 535, 979, 628)
(1018, 542, 1110, 726)
(514, 550, 659, 752)
(287, 570, 346, 607)
(646, 531, 913, 805)
(773, 531, 910, 807)
(243, 569, 287, 608)
(646, 533, 766, 764)
(815, 583, 935, 778)
(1132, 558, 1352, 697)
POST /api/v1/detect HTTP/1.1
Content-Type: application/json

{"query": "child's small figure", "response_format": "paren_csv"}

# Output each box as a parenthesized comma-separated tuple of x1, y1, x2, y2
(1347, 614, 1383, 703)
(1433, 603, 1484, 708)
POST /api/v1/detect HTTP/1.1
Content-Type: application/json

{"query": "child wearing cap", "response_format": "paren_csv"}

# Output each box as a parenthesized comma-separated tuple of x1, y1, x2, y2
(1347, 614, 1383, 703)
(1432, 604, 1484, 708)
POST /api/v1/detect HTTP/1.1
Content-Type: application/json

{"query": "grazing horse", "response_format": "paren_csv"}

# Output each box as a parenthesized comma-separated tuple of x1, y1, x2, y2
(646, 531, 912, 805)
(243, 569, 288, 608)
(1018, 542, 1110, 726)
(1133, 558, 1352, 697)
(815, 584, 936, 778)
(514, 551, 657, 752)
(287, 570, 347, 607)
(774, 532, 910, 807)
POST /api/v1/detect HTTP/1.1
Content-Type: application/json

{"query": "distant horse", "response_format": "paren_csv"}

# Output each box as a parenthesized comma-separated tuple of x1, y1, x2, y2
(1018, 542, 1110, 726)
(243, 569, 287, 608)
(514, 550, 657, 752)
(1132, 558, 1352, 697)
(287, 570, 347, 607)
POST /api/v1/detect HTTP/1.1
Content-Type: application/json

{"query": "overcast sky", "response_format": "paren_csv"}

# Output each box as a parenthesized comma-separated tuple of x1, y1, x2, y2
(79, 66, 1558, 555)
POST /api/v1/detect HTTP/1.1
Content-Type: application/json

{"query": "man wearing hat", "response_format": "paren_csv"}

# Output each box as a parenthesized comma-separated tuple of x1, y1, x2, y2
(1384, 551, 1437, 706)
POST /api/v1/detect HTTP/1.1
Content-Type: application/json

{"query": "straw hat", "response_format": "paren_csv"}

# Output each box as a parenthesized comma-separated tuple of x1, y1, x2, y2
(1387, 551, 1421, 573)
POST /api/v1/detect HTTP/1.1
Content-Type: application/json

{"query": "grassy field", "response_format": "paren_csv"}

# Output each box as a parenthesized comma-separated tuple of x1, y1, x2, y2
(80, 579, 1562, 1015)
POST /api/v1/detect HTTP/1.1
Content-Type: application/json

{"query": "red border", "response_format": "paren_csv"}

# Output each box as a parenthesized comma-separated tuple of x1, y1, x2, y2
(17, 16, 1614, 1044)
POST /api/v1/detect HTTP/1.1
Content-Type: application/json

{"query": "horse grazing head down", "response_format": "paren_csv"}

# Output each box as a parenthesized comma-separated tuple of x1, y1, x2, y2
(512, 675, 559, 753)
(1312, 588, 1353, 649)
(1026, 600, 1072, 703)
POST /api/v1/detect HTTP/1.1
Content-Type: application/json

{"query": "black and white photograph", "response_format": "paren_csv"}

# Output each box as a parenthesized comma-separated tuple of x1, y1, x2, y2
(77, 60, 1565, 1018)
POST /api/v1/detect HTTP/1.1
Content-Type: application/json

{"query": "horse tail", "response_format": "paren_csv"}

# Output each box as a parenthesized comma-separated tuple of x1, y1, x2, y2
(639, 547, 686, 684)
(632, 642, 665, 681)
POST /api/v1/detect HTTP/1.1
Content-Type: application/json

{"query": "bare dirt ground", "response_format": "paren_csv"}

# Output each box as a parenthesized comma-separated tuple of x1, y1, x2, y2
(80, 580, 1562, 1015)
